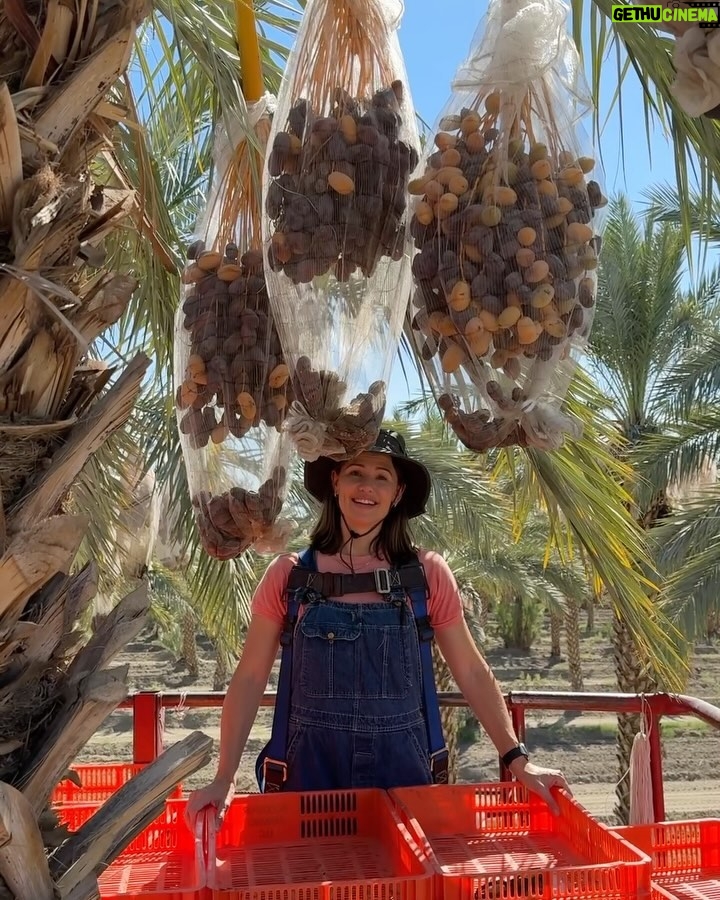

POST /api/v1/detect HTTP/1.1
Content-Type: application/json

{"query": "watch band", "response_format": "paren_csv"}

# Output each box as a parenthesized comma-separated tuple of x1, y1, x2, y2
(501, 743, 529, 768)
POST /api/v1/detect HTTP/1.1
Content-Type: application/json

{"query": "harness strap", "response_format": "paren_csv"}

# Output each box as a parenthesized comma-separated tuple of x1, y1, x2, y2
(261, 547, 315, 793)
(286, 565, 427, 598)
(407, 582, 449, 784)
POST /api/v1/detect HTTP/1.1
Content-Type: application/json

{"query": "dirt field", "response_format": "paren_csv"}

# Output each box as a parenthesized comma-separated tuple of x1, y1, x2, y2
(78, 607, 720, 824)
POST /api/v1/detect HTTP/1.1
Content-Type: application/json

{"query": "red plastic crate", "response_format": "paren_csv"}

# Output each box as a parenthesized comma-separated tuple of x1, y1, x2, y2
(97, 854, 208, 900)
(52, 763, 183, 805)
(389, 783, 653, 899)
(60, 799, 194, 857)
(618, 820, 720, 899)
(63, 799, 207, 899)
(206, 788, 435, 900)
(652, 887, 676, 899)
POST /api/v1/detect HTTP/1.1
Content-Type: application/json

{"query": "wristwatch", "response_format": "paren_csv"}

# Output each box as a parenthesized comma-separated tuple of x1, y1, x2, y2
(501, 743, 530, 768)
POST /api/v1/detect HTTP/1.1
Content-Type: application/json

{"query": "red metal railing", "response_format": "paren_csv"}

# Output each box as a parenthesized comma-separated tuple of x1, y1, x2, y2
(119, 690, 720, 822)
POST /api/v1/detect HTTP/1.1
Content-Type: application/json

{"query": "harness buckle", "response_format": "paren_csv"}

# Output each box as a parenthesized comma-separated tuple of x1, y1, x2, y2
(415, 614, 435, 643)
(262, 757, 288, 792)
(279, 630, 293, 648)
(374, 568, 392, 594)
(430, 748, 449, 784)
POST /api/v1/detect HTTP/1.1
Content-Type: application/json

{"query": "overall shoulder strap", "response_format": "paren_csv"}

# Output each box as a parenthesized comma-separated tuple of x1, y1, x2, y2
(261, 549, 314, 793)
(296, 548, 316, 571)
(406, 553, 449, 784)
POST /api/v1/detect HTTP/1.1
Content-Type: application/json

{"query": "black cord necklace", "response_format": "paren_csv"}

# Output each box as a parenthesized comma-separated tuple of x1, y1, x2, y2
(338, 509, 381, 574)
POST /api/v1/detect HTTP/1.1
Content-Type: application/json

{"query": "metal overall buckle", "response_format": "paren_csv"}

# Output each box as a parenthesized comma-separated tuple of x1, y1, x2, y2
(262, 757, 288, 791)
(430, 748, 449, 784)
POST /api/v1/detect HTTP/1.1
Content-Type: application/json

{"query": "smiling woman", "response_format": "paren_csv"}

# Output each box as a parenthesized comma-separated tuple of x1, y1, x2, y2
(302, 430, 430, 567)
(185, 429, 571, 826)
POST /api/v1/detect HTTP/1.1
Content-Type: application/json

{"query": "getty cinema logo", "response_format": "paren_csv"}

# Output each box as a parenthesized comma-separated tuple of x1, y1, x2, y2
(611, 1, 720, 26)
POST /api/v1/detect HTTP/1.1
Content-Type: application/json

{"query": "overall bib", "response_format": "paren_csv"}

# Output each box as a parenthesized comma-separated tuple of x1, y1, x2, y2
(256, 550, 448, 792)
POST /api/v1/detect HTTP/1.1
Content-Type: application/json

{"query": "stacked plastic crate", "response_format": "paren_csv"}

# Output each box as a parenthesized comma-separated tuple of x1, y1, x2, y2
(619, 820, 720, 899)
(51, 765, 195, 900)
(52, 774, 720, 899)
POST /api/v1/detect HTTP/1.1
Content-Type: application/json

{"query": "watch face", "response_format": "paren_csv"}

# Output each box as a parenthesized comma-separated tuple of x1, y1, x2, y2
(518, 743, 529, 757)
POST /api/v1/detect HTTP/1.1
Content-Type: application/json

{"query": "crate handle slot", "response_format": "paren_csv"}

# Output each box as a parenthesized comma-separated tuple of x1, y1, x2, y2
(196, 806, 216, 889)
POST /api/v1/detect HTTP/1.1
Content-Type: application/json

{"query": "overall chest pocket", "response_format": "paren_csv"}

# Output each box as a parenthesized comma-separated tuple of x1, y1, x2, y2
(298, 604, 414, 701)
(299, 605, 361, 699)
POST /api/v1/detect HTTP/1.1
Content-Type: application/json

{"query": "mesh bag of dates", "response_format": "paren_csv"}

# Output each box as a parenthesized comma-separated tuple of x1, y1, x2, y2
(407, 0, 607, 452)
(261, 0, 420, 462)
(174, 96, 295, 561)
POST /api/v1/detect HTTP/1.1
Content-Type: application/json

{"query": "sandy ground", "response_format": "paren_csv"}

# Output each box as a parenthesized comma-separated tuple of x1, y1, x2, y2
(77, 608, 720, 825)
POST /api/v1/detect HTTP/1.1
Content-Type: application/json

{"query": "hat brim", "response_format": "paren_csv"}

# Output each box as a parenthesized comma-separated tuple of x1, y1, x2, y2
(304, 452, 431, 518)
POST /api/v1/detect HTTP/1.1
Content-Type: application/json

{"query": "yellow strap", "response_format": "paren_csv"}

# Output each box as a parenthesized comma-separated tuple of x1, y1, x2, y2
(235, 0, 264, 102)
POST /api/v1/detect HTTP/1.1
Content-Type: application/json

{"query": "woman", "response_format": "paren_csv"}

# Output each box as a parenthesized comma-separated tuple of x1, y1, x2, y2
(186, 429, 569, 827)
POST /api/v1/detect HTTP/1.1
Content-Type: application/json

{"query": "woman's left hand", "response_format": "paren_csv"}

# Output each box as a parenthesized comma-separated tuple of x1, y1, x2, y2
(509, 759, 571, 815)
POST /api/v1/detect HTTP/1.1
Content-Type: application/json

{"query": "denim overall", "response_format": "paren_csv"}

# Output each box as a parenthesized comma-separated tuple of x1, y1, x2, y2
(256, 549, 448, 792)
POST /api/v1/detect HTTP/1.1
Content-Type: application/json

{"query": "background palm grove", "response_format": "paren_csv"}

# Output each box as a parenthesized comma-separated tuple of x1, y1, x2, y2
(1, 0, 720, 894)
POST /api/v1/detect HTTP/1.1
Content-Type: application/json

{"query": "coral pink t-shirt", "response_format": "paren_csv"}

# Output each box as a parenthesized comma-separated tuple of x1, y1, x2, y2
(251, 549, 464, 631)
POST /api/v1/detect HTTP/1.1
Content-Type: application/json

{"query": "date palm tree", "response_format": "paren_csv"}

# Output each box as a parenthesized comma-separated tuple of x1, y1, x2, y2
(574, 193, 720, 821)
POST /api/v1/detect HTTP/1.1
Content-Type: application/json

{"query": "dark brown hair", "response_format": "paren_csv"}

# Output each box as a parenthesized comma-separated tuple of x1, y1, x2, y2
(308, 460, 416, 563)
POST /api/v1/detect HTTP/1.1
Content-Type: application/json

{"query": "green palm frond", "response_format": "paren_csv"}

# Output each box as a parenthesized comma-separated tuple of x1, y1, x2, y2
(152, 0, 300, 105)
(147, 562, 195, 644)
(520, 556, 590, 605)
(394, 421, 506, 557)
(655, 335, 720, 414)
(492, 372, 685, 687)
(590, 196, 689, 427)
(653, 486, 720, 639)
(585, 195, 720, 509)
(71, 411, 158, 592)
(521, 443, 674, 664)
(188, 549, 262, 648)
(572, 3, 720, 229)
(634, 411, 720, 495)
(643, 183, 720, 249)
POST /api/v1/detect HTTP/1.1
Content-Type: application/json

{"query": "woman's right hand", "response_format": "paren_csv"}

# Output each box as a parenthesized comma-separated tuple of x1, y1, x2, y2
(185, 778, 235, 830)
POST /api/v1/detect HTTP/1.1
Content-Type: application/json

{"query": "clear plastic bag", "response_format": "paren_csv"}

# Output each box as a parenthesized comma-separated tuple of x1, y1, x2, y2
(262, 0, 420, 462)
(174, 95, 294, 560)
(407, 0, 607, 451)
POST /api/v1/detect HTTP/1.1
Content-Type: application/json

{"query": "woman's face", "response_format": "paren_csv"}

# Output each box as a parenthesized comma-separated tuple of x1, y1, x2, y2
(331, 452, 404, 533)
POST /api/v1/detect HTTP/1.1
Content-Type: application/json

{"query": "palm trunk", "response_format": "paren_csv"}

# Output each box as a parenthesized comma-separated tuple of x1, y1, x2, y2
(565, 597, 584, 691)
(613, 613, 656, 824)
(608, 488, 669, 824)
(549, 609, 562, 659)
(479, 594, 490, 632)
(585, 596, 595, 634)
(181, 610, 199, 678)
(461, 580, 487, 649)
(0, 1, 213, 894)
(213, 645, 231, 691)
(707, 609, 720, 638)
